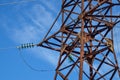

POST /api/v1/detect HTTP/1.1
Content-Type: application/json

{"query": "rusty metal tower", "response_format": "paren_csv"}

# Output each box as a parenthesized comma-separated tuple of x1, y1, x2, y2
(37, 0, 120, 80)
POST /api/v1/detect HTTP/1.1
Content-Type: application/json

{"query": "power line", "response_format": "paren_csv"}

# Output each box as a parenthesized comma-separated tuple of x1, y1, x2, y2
(0, 43, 36, 50)
(0, 43, 37, 51)
(17, 43, 55, 72)
(0, 43, 55, 72)
(18, 49, 55, 72)
(0, 0, 36, 6)
(0, 47, 16, 50)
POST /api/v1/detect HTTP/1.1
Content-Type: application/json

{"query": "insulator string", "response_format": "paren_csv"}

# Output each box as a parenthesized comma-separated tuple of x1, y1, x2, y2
(0, 43, 55, 72)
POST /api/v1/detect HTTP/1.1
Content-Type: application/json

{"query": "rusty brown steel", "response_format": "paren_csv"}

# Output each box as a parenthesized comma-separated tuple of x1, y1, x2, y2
(37, 0, 120, 80)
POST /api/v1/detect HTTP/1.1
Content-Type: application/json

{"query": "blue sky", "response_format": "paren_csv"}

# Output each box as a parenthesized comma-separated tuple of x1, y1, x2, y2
(0, 0, 61, 80)
(0, 0, 120, 80)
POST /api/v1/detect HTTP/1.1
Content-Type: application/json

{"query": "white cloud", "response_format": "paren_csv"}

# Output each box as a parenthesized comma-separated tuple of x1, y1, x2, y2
(40, 0, 60, 14)
(29, 47, 59, 66)
(5, 2, 61, 66)
(113, 27, 120, 65)
(30, 5, 54, 26)
(12, 25, 39, 43)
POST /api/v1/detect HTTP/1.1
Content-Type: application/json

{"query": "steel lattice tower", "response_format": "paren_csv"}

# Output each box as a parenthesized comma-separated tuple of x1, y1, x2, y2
(37, 0, 120, 80)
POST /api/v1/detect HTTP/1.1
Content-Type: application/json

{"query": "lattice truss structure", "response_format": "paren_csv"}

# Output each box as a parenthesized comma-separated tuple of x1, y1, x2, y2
(38, 0, 120, 80)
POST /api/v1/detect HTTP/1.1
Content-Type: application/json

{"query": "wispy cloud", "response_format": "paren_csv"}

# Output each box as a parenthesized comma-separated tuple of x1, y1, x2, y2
(12, 25, 40, 43)
(2, 1, 61, 66)
(28, 5, 55, 26)
(40, 0, 60, 14)
(30, 47, 59, 66)
(113, 26, 120, 67)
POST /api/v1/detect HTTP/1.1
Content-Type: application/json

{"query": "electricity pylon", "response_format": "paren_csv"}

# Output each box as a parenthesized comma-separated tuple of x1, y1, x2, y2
(37, 0, 120, 80)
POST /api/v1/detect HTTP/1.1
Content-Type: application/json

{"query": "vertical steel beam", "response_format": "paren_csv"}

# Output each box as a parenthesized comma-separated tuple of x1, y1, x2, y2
(79, 0, 84, 80)
(37, 0, 120, 80)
